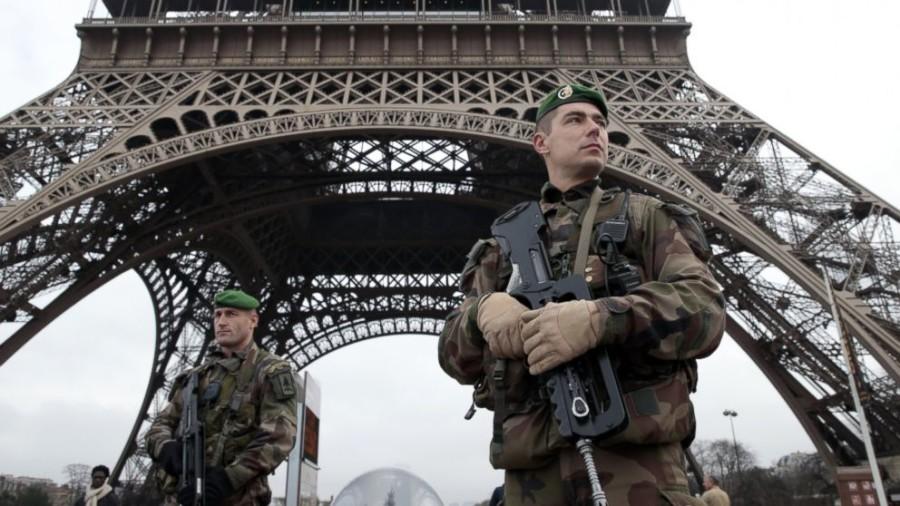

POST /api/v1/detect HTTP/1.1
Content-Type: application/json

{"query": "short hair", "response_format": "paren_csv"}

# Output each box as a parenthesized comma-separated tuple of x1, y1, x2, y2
(706, 475, 720, 486)
(535, 108, 558, 135)
(91, 465, 110, 478)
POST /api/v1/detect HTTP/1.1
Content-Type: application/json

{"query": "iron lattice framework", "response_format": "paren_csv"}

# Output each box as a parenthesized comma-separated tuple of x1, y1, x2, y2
(0, 0, 898, 486)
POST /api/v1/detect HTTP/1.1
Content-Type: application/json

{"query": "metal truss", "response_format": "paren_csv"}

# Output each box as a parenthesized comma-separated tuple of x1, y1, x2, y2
(1, 6, 899, 487)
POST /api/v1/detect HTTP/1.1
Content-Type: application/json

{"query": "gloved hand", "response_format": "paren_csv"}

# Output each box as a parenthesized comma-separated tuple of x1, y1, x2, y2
(204, 467, 235, 505)
(476, 292, 529, 359)
(522, 300, 602, 375)
(158, 440, 183, 476)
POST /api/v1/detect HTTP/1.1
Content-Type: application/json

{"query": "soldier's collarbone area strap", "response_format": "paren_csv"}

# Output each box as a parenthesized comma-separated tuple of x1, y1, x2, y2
(593, 190, 642, 295)
(224, 347, 260, 414)
(592, 189, 632, 254)
(573, 187, 605, 276)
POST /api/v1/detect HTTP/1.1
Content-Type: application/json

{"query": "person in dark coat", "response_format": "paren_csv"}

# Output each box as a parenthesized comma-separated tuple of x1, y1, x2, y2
(74, 465, 119, 506)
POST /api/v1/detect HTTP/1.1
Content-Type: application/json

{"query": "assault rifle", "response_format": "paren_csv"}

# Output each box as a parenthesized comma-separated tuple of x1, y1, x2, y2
(178, 372, 205, 506)
(491, 201, 629, 506)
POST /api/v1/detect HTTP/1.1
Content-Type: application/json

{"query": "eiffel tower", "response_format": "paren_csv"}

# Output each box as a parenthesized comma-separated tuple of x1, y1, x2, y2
(0, 0, 898, 490)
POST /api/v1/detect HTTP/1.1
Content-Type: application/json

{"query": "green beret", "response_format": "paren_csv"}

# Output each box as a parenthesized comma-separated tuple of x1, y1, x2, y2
(535, 84, 609, 124)
(214, 290, 260, 310)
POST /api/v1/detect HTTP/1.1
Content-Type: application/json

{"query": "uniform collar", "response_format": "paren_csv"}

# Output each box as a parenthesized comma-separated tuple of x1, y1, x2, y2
(207, 341, 259, 371)
(540, 178, 600, 205)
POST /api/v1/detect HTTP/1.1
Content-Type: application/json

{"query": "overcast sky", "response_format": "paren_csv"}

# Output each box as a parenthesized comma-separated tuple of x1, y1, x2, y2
(1, 0, 899, 505)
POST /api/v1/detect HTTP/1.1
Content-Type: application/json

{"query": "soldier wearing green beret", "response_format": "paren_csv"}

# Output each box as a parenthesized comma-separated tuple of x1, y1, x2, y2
(146, 289, 298, 506)
(439, 84, 725, 505)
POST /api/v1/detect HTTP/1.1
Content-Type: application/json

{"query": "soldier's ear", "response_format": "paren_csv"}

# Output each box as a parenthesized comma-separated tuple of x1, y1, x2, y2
(532, 131, 550, 156)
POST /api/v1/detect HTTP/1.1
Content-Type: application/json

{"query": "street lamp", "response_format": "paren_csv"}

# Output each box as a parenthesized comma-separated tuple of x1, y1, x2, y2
(722, 409, 740, 474)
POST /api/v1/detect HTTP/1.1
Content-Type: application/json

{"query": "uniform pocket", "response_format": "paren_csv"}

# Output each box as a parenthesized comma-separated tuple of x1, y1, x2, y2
(600, 369, 695, 447)
(489, 403, 568, 470)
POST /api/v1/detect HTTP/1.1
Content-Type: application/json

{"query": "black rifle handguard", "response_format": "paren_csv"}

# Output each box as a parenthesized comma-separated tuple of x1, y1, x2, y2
(178, 372, 206, 506)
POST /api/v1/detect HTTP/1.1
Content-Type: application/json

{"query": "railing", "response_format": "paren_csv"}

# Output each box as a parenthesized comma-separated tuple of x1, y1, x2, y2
(80, 12, 686, 25)
(78, 53, 685, 68)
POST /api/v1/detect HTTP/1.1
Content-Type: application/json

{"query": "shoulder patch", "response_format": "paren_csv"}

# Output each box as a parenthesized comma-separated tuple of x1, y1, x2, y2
(269, 369, 298, 401)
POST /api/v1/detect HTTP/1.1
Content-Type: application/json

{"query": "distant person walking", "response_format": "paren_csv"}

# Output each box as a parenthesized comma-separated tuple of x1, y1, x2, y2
(701, 476, 730, 506)
(74, 465, 119, 506)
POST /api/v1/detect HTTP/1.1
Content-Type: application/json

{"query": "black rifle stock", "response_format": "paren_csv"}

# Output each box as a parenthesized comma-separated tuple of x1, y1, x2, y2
(178, 372, 205, 506)
(491, 201, 628, 440)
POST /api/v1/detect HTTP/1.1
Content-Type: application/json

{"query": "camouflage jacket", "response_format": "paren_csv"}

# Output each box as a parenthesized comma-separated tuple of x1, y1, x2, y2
(438, 179, 726, 470)
(145, 342, 298, 505)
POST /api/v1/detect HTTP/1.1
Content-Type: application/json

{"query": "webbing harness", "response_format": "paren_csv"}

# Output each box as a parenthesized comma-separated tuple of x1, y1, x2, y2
(209, 346, 264, 466)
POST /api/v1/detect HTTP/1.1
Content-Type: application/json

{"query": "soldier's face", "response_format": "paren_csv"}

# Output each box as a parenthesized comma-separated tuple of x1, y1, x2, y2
(533, 102, 609, 182)
(213, 307, 258, 353)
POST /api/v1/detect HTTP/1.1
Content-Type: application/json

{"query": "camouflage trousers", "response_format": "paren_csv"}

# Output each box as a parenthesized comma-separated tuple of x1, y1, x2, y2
(503, 441, 704, 506)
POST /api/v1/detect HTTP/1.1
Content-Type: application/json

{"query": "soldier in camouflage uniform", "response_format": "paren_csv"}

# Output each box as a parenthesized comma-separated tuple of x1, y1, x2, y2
(438, 84, 726, 505)
(146, 290, 298, 506)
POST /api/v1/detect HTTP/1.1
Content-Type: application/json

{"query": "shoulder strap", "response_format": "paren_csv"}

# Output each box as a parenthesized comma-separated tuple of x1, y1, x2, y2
(489, 358, 508, 458)
(573, 187, 604, 276)
(227, 346, 260, 412)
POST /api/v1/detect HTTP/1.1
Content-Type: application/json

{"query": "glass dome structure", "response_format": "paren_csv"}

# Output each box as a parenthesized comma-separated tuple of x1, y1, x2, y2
(332, 467, 444, 506)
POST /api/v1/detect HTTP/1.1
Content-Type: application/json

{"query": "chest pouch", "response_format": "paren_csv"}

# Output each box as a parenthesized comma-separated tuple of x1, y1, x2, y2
(202, 382, 222, 405)
(593, 191, 642, 296)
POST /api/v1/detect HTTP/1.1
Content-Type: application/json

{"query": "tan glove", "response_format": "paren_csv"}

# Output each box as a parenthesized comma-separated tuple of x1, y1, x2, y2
(521, 300, 602, 375)
(476, 292, 529, 359)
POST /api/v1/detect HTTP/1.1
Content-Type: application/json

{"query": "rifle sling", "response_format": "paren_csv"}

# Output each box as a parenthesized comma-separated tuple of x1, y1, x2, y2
(573, 187, 605, 276)
(490, 358, 508, 456)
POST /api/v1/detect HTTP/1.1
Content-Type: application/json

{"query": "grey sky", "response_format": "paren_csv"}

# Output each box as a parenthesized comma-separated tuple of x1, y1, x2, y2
(1, 0, 898, 505)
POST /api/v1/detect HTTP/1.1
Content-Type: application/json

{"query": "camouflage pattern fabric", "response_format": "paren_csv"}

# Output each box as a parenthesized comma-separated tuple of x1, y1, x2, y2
(505, 442, 703, 505)
(145, 342, 298, 506)
(438, 179, 725, 505)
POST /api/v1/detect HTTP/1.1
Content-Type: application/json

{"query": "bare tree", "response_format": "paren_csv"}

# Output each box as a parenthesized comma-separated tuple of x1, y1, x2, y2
(63, 463, 92, 496)
(773, 452, 835, 505)
(692, 438, 755, 493)
(733, 466, 792, 506)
